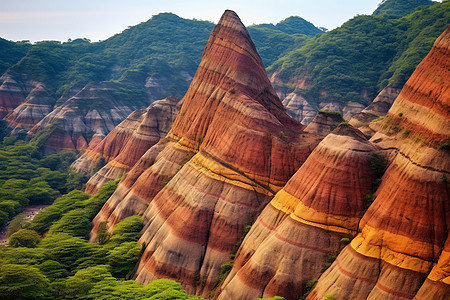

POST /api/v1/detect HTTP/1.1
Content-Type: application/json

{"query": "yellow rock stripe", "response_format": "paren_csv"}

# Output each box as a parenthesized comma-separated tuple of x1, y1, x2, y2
(351, 225, 441, 273)
(189, 152, 273, 196)
(293, 200, 360, 233)
(270, 189, 300, 214)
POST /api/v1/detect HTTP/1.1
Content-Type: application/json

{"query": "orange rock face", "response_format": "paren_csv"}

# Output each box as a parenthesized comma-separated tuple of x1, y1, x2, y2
(73, 96, 181, 194)
(217, 125, 378, 300)
(308, 26, 450, 300)
(91, 10, 320, 297)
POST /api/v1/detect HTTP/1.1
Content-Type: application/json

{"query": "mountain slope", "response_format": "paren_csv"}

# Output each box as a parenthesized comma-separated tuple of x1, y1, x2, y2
(90, 10, 321, 297)
(373, 0, 434, 17)
(309, 25, 450, 300)
(269, 1, 449, 124)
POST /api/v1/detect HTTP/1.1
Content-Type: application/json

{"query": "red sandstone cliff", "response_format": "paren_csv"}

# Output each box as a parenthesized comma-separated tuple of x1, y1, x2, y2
(308, 26, 450, 300)
(217, 124, 378, 299)
(91, 10, 321, 297)
(73, 96, 181, 194)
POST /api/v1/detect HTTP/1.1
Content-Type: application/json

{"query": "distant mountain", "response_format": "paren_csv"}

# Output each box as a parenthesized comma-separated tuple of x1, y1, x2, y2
(373, 0, 435, 17)
(269, 1, 449, 123)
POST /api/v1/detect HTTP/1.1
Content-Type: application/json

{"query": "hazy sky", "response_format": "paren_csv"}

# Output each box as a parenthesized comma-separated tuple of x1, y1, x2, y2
(0, 0, 392, 42)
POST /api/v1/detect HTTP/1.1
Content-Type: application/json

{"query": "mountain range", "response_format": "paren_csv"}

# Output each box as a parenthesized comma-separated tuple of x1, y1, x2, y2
(0, 0, 449, 299)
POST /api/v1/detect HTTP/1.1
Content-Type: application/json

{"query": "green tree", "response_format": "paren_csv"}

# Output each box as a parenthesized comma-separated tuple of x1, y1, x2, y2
(0, 264, 50, 299)
(9, 229, 41, 248)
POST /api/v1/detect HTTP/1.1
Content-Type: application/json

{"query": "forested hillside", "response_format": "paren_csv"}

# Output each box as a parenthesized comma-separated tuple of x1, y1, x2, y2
(268, 0, 449, 107)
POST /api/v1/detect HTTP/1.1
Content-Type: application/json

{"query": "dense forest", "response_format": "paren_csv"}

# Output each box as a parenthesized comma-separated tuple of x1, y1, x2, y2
(1, 14, 322, 101)
(268, 0, 450, 105)
(0, 131, 201, 299)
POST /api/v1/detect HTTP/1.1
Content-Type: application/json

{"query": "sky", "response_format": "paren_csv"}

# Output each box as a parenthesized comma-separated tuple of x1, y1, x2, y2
(0, 0, 392, 43)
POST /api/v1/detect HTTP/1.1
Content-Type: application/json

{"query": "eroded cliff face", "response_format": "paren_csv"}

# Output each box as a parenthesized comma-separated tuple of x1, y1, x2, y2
(217, 125, 378, 300)
(349, 84, 401, 138)
(304, 110, 345, 138)
(91, 10, 321, 297)
(0, 70, 42, 119)
(308, 26, 450, 300)
(4, 83, 56, 134)
(72, 96, 181, 194)
(279, 90, 365, 125)
(29, 81, 149, 153)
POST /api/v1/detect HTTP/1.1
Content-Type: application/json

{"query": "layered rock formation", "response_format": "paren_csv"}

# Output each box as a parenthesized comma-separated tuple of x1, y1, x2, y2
(279, 90, 365, 125)
(73, 96, 181, 194)
(29, 82, 149, 153)
(414, 231, 450, 300)
(217, 124, 378, 300)
(4, 83, 56, 134)
(349, 84, 401, 138)
(92, 10, 321, 297)
(308, 26, 450, 300)
(0, 70, 40, 119)
(304, 110, 344, 138)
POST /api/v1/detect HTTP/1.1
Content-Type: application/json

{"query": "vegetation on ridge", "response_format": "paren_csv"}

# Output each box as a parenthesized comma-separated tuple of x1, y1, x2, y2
(269, 1, 449, 105)
(373, 0, 434, 17)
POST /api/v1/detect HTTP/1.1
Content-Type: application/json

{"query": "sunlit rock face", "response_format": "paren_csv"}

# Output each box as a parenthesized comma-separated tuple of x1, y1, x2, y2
(72, 96, 181, 194)
(308, 26, 450, 300)
(91, 10, 321, 297)
(217, 124, 378, 300)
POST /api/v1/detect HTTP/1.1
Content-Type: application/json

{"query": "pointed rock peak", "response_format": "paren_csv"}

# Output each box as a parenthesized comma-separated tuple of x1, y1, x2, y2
(207, 9, 264, 68)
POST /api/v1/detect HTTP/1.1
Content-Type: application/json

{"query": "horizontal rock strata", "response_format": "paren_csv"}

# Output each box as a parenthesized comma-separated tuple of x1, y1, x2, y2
(217, 125, 378, 300)
(72, 96, 181, 194)
(308, 26, 450, 300)
(29, 81, 148, 153)
(92, 10, 320, 297)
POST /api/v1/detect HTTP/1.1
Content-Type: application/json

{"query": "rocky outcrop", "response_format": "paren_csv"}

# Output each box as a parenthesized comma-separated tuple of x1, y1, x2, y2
(29, 81, 149, 153)
(304, 110, 344, 138)
(279, 91, 365, 125)
(92, 10, 321, 297)
(308, 26, 450, 300)
(4, 83, 56, 134)
(281, 92, 317, 125)
(0, 70, 40, 119)
(73, 96, 181, 194)
(349, 85, 401, 138)
(217, 125, 378, 300)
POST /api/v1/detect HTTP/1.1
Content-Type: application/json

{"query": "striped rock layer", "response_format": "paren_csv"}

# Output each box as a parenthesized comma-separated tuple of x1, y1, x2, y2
(0, 70, 41, 119)
(308, 26, 450, 300)
(29, 81, 148, 153)
(304, 110, 344, 138)
(72, 96, 181, 194)
(4, 83, 56, 134)
(413, 230, 450, 300)
(92, 10, 320, 297)
(217, 125, 378, 300)
(349, 84, 401, 138)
